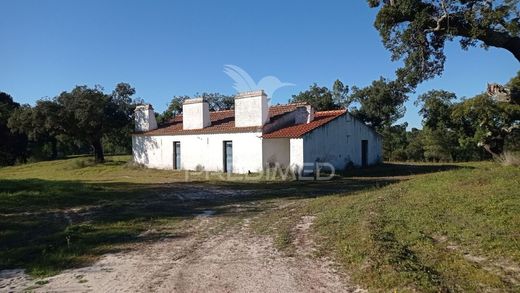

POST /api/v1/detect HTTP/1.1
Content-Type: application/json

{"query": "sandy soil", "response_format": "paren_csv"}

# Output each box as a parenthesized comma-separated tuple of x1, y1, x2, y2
(0, 187, 364, 293)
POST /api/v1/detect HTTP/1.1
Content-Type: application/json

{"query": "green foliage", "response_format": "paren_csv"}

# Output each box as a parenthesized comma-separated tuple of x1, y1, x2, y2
(349, 77, 409, 130)
(57, 84, 138, 161)
(384, 74, 520, 162)
(368, 0, 520, 88)
(508, 70, 520, 103)
(405, 128, 425, 161)
(381, 123, 409, 161)
(103, 83, 139, 154)
(200, 92, 234, 111)
(9, 100, 64, 159)
(6, 83, 137, 163)
(159, 93, 234, 124)
(332, 79, 350, 108)
(416, 90, 456, 130)
(452, 93, 520, 156)
(290, 79, 349, 110)
(0, 92, 27, 165)
(421, 127, 457, 162)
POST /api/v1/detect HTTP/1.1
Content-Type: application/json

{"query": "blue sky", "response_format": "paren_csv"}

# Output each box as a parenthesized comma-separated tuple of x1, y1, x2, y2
(1, 0, 518, 129)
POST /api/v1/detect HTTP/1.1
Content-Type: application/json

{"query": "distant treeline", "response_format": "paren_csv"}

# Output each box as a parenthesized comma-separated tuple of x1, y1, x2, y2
(1, 73, 519, 166)
(0, 83, 141, 165)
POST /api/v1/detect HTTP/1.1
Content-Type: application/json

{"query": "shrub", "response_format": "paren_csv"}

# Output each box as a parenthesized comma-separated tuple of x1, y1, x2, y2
(495, 151, 520, 166)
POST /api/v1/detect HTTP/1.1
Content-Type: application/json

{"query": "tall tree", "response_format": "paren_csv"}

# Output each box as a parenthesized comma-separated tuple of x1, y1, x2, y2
(291, 80, 348, 111)
(405, 128, 425, 161)
(507, 70, 520, 104)
(367, 0, 520, 87)
(0, 92, 27, 165)
(452, 93, 520, 157)
(160, 93, 234, 124)
(57, 86, 108, 162)
(104, 83, 138, 154)
(416, 90, 457, 130)
(381, 122, 409, 160)
(349, 77, 409, 130)
(332, 79, 350, 108)
(200, 92, 234, 111)
(8, 100, 64, 159)
(57, 85, 134, 162)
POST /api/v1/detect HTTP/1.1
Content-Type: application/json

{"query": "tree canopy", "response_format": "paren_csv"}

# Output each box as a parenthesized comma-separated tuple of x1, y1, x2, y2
(0, 92, 27, 165)
(368, 0, 520, 88)
(159, 93, 234, 124)
(290, 80, 349, 111)
(9, 100, 63, 159)
(349, 77, 409, 130)
(8, 83, 137, 163)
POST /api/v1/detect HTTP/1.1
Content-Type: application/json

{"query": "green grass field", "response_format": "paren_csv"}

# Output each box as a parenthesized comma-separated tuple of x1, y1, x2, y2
(309, 163, 520, 291)
(0, 156, 518, 291)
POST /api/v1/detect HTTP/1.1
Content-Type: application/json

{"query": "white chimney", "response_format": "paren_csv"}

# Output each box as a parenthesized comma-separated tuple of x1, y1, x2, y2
(234, 90, 269, 127)
(306, 104, 315, 123)
(182, 98, 211, 130)
(134, 104, 158, 132)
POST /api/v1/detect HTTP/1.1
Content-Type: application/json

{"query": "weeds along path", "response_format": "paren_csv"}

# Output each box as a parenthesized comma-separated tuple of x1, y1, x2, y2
(1, 185, 363, 293)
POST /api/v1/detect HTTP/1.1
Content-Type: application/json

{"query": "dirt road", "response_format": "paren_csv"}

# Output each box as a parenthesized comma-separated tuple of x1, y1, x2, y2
(0, 185, 364, 293)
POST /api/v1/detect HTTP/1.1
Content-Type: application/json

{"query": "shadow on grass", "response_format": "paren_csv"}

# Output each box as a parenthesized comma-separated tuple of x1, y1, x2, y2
(0, 163, 463, 276)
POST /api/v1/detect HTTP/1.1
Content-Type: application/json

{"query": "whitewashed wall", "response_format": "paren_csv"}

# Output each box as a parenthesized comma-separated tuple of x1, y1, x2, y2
(289, 138, 304, 170)
(262, 138, 290, 168)
(297, 113, 382, 170)
(132, 113, 382, 174)
(132, 132, 264, 173)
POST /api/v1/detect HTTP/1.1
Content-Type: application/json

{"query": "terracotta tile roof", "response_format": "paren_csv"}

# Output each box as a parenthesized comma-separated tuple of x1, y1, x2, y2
(138, 110, 257, 136)
(134, 103, 346, 138)
(137, 104, 301, 136)
(262, 110, 347, 138)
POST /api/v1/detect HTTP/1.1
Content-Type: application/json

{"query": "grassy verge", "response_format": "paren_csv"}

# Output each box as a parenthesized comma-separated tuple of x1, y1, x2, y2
(309, 162, 520, 292)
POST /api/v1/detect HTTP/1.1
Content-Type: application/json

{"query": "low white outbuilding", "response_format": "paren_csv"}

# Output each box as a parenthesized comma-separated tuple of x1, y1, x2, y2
(132, 90, 382, 174)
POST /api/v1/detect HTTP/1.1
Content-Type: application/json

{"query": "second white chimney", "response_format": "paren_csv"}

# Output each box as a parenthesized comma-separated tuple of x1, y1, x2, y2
(234, 90, 269, 127)
(134, 104, 158, 132)
(182, 98, 211, 130)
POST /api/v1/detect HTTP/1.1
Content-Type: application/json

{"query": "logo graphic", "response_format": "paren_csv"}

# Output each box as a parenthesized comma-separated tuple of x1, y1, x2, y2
(224, 65, 294, 103)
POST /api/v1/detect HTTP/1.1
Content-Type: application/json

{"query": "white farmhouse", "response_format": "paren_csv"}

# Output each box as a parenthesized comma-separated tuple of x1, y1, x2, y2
(132, 90, 382, 174)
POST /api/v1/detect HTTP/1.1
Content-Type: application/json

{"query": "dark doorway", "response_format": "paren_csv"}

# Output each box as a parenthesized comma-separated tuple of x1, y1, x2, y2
(173, 141, 181, 170)
(361, 140, 368, 167)
(223, 141, 233, 173)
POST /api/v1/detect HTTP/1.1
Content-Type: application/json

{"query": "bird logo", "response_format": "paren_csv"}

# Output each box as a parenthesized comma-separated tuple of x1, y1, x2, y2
(224, 65, 294, 104)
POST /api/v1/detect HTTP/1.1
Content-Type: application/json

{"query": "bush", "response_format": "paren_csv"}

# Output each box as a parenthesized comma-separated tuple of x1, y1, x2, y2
(495, 151, 520, 166)
(389, 149, 407, 161)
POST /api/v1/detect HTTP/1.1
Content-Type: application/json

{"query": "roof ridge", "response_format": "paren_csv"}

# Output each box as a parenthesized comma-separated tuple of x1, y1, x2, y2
(315, 109, 347, 113)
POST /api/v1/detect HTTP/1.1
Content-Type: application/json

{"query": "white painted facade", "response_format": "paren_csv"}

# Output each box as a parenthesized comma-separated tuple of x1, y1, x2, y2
(298, 113, 382, 171)
(262, 138, 291, 168)
(133, 132, 264, 173)
(132, 90, 382, 174)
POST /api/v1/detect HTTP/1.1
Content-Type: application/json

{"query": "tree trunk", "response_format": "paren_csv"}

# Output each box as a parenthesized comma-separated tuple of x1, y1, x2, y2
(482, 144, 500, 159)
(92, 139, 105, 163)
(482, 138, 505, 159)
